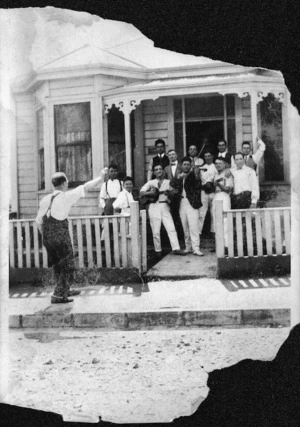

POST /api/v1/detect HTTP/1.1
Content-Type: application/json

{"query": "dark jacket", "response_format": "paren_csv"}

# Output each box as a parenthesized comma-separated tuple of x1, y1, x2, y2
(164, 162, 182, 179)
(171, 171, 202, 209)
(152, 154, 170, 171)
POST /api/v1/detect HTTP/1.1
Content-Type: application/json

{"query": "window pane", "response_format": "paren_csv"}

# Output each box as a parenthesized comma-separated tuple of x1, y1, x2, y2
(226, 94, 235, 116)
(227, 118, 236, 155)
(107, 106, 126, 177)
(260, 95, 284, 181)
(185, 96, 224, 119)
(36, 108, 45, 190)
(174, 99, 182, 121)
(54, 102, 92, 185)
(175, 122, 184, 161)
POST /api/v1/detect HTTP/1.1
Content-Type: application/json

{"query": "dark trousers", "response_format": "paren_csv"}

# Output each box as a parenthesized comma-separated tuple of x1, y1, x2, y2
(231, 191, 252, 209)
(43, 217, 75, 299)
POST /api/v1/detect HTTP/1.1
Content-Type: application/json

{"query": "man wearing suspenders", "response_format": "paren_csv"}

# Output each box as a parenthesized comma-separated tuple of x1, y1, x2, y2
(36, 168, 108, 304)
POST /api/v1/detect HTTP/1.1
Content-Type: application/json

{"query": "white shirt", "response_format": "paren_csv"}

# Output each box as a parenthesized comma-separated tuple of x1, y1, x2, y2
(140, 179, 171, 202)
(112, 189, 134, 215)
(230, 165, 260, 204)
(201, 163, 217, 185)
(35, 185, 86, 224)
(99, 179, 123, 208)
(231, 139, 266, 170)
(170, 160, 178, 177)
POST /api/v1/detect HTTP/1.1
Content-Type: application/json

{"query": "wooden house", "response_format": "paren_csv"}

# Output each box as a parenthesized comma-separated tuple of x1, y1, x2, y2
(10, 43, 291, 219)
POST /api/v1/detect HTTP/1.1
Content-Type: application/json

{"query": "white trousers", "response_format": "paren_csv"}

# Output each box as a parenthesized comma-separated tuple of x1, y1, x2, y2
(199, 190, 215, 234)
(179, 198, 200, 252)
(149, 202, 180, 252)
(212, 192, 231, 247)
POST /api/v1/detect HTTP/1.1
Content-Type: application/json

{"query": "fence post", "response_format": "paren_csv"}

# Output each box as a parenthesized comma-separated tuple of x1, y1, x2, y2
(215, 200, 225, 258)
(130, 202, 141, 271)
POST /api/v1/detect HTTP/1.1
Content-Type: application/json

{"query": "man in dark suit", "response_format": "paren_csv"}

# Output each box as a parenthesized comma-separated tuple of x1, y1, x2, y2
(164, 149, 183, 238)
(216, 140, 232, 168)
(163, 149, 182, 179)
(147, 139, 170, 180)
(171, 156, 203, 256)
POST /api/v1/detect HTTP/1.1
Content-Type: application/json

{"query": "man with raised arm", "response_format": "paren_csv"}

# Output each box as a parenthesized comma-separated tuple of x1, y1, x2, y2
(231, 152, 260, 209)
(36, 168, 108, 304)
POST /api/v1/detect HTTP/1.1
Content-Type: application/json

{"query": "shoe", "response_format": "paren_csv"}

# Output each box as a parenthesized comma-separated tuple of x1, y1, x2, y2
(171, 249, 187, 255)
(51, 296, 74, 304)
(210, 248, 216, 253)
(68, 289, 81, 296)
(182, 248, 193, 254)
(193, 250, 204, 256)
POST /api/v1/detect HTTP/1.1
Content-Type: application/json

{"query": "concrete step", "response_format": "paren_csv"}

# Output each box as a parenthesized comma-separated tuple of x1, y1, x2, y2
(10, 308, 290, 329)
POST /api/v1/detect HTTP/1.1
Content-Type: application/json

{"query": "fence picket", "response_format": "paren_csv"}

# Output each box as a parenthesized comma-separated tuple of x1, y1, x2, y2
(68, 219, 74, 248)
(274, 210, 282, 255)
(227, 212, 234, 258)
(42, 242, 48, 267)
(94, 218, 102, 267)
(264, 210, 273, 255)
(33, 222, 40, 267)
(76, 219, 84, 268)
(141, 210, 147, 272)
(236, 212, 244, 257)
(245, 211, 254, 256)
(103, 218, 112, 267)
(25, 222, 31, 267)
(120, 217, 127, 267)
(16, 222, 23, 268)
(9, 222, 15, 268)
(112, 217, 120, 267)
(85, 218, 93, 267)
(283, 209, 291, 254)
(254, 211, 263, 256)
(215, 200, 225, 257)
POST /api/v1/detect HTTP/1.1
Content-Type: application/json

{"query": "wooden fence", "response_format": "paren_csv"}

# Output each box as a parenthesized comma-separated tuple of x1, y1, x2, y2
(215, 200, 291, 259)
(9, 202, 147, 273)
(215, 200, 291, 278)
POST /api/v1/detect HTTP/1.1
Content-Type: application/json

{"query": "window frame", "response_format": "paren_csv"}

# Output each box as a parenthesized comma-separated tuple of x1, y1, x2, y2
(41, 95, 101, 192)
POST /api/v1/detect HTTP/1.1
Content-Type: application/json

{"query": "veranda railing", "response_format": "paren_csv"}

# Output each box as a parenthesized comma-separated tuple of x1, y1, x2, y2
(215, 200, 291, 259)
(9, 202, 147, 273)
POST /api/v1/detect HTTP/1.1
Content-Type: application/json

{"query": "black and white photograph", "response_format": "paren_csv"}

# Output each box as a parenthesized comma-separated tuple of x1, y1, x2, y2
(1, 3, 300, 426)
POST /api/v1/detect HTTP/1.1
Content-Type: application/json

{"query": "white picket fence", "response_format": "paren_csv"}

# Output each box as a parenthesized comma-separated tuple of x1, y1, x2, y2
(9, 202, 147, 273)
(215, 200, 291, 258)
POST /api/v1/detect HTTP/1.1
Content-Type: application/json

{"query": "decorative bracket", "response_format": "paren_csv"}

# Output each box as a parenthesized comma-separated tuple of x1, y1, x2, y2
(251, 89, 286, 105)
(104, 98, 143, 115)
(218, 89, 250, 98)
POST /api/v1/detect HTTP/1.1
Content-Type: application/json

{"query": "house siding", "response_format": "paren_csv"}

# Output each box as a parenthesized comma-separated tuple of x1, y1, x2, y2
(142, 97, 169, 179)
(242, 95, 252, 142)
(15, 93, 38, 218)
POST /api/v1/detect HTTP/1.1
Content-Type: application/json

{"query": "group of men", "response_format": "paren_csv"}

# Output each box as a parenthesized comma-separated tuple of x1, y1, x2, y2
(140, 137, 265, 257)
(36, 136, 265, 304)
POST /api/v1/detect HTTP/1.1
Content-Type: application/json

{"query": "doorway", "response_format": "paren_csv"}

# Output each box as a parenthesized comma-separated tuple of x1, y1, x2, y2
(185, 120, 224, 158)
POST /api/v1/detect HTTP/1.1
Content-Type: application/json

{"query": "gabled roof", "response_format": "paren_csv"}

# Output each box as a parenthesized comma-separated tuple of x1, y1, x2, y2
(37, 43, 148, 72)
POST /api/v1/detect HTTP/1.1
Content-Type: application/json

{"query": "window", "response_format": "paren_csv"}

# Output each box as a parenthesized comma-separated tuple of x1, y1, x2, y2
(107, 106, 135, 179)
(54, 102, 92, 186)
(36, 108, 45, 190)
(174, 95, 236, 160)
(260, 94, 284, 181)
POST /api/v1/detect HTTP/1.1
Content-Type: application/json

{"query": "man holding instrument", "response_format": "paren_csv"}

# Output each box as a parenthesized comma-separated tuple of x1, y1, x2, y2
(36, 168, 108, 304)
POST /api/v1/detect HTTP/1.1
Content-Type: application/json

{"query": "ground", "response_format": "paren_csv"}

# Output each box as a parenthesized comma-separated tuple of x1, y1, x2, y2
(5, 327, 289, 424)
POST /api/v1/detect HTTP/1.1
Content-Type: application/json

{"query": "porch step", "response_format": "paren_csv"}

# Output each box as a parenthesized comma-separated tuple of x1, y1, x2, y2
(9, 308, 289, 330)
(145, 250, 217, 281)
